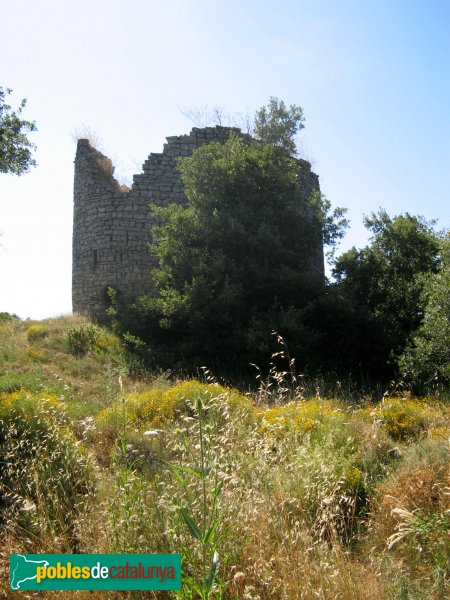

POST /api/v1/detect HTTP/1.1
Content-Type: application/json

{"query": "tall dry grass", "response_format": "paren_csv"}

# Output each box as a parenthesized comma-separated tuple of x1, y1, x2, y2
(0, 317, 448, 598)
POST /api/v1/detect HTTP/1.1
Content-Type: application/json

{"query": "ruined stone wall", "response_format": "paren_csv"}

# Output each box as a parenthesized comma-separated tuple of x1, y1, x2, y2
(72, 126, 324, 321)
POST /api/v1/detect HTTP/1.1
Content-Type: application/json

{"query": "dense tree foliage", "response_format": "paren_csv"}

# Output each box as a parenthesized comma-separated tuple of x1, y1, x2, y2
(253, 97, 304, 156)
(166, 136, 317, 362)
(0, 87, 37, 175)
(110, 134, 347, 372)
(398, 235, 450, 391)
(332, 211, 441, 377)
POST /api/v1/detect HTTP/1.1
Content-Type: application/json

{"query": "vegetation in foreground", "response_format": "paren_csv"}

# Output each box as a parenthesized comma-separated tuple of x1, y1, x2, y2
(0, 314, 448, 599)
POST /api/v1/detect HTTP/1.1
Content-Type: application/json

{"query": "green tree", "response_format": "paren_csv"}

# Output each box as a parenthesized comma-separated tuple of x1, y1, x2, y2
(399, 235, 450, 391)
(253, 96, 304, 155)
(179, 97, 305, 152)
(112, 133, 345, 372)
(0, 87, 37, 175)
(333, 210, 441, 376)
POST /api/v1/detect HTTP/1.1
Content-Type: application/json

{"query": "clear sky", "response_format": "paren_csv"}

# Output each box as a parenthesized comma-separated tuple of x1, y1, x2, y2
(1, 0, 449, 320)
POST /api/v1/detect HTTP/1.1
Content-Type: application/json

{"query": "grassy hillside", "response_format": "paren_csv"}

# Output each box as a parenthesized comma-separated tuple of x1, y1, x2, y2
(0, 314, 448, 599)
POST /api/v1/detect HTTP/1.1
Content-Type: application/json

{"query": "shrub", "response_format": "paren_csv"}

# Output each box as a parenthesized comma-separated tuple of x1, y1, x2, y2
(93, 331, 123, 355)
(26, 345, 47, 361)
(97, 380, 255, 435)
(0, 312, 19, 322)
(257, 397, 346, 438)
(26, 323, 48, 341)
(429, 426, 450, 440)
(66, 324, 123, 361)
(66, 324, 101, 356)
(96, 388, 164, 439)
(361, 397, 436, 440)
(160, 380, 255, 423)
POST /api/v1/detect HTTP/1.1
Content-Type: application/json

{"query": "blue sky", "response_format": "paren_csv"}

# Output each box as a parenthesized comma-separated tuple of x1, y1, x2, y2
(1, 0, 449, 319)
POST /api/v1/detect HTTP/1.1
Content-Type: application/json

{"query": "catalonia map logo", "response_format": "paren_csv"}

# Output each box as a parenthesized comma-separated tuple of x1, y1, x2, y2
(10, 554, 181, 591)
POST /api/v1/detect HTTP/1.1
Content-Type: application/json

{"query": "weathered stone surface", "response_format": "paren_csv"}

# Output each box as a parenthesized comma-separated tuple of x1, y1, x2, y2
(72, 127, 324, 321)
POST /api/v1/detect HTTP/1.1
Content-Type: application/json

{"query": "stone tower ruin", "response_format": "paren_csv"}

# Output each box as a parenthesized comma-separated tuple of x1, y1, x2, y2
(72, 126, 324, 321)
